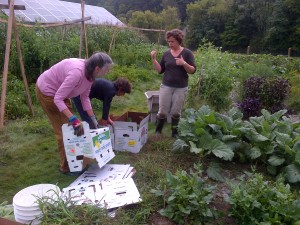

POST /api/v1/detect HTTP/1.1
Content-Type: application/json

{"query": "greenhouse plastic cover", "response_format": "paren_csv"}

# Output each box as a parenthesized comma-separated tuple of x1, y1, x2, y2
(0, 0, 124, 25)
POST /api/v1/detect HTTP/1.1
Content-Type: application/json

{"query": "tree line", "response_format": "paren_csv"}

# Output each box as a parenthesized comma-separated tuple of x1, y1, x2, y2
(63, 0, 299, 54)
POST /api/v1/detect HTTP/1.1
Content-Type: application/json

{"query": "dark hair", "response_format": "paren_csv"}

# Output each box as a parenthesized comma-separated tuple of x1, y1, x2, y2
(85, 52, 113, 81)
(166, 29, 184, 45)
(114, 77, 132, 94)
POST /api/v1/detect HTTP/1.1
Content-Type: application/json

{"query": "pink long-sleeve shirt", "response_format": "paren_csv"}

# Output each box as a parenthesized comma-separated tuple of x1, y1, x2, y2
(36, 58, 92, 112)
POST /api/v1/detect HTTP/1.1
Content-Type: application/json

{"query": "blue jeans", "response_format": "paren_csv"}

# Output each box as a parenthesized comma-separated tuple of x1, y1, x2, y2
(72, 96, 95, 129)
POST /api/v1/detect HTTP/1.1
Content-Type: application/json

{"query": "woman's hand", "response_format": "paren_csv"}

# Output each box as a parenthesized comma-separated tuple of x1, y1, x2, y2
(175, 55, 186, 66)
(150, 50, 157, 60)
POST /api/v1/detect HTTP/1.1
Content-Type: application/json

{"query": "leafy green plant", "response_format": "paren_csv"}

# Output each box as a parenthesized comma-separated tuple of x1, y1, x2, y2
(188, 42, 238, 111)
(173, 105, 244, 161)
(0, 75, 36, 120)
(174, 105, 300, 184)
(151, 164, 217, 225)
(285, 71, 300, 112)
(226, 172, 300, 225)
(239, 109, 300, 183)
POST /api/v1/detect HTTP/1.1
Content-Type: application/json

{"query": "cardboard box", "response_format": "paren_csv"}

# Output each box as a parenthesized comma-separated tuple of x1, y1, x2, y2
(144, 91, 171, 123)
(62, 178, 141, 209)
(112, 112, 149, 153)
(90, 128, 115, 168)
(69, 163, 135, 187)
(62, 122, 115, 172)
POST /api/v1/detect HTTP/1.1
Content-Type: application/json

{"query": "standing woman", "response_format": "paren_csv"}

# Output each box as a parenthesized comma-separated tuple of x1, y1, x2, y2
(36, 52, 113, 175)
(150, 29, 196, 137)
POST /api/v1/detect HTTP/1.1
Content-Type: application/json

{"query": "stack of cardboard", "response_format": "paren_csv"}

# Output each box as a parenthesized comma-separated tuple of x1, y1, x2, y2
(61, 112, 149, 210)
(62, 164, 141, 209)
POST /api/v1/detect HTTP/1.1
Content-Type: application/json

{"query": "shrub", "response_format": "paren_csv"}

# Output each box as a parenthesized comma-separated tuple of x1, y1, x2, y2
(226, 172, 300, 225)
(188, 43, 237, 111)
(151, 164, 217, 224)
(239, 76, 291, 119)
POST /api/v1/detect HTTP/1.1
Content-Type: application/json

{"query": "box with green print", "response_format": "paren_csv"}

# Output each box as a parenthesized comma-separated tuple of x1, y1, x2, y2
(90, 128, 115, 168)
(62, 122, 115, 172)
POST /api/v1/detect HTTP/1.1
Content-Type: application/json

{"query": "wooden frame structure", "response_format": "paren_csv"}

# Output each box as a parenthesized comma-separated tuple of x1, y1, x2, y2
(0, 0, 33, 129)
(0, 0, 165, 129)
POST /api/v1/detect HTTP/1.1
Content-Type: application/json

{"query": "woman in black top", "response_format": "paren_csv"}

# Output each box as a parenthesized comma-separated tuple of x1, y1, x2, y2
(72, 77, 131, 128)
(150, 29, 196, 137)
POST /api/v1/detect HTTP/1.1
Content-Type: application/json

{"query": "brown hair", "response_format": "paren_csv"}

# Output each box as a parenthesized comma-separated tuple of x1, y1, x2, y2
(166, 29, 184, 45)
(114, 77, 132, 94)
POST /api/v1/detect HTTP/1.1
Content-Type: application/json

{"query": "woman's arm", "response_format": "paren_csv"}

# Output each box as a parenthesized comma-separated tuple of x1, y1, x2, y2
(150, 50, 162, 73)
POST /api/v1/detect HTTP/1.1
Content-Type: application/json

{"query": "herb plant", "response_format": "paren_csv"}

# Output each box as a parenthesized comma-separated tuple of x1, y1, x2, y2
(226, 172, 300, 225)
(239, 76, 291, 119)
(151, 164, 217, 225)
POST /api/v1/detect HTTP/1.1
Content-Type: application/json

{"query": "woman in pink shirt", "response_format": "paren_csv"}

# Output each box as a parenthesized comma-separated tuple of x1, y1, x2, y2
(36, 52, 113, 175)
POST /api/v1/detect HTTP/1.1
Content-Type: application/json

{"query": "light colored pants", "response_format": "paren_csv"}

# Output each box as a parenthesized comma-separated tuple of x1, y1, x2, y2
(158, 84, 188, 119)
(36, 85, 71, 172)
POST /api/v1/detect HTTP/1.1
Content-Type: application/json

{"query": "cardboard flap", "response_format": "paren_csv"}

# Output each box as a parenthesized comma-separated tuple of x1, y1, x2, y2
(114, 121, 137, 132)
(139, 115, 150, 128)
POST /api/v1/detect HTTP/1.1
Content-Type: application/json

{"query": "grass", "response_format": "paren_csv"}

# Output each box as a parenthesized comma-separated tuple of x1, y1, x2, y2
(0, 74, 200, 224)
(0, 115, 200, 224)
(1, 70, 299, 224)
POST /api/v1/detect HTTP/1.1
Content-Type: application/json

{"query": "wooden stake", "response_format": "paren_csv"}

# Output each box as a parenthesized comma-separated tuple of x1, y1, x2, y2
(0, 0, 15, 129)
(79, 0, 88, 58)
(247, 46, 250, 55)
(288, 48, 291, 57)
(82, 0, 88, 58)
(109, 28, 116, 54)
(12, 10, 34, 116)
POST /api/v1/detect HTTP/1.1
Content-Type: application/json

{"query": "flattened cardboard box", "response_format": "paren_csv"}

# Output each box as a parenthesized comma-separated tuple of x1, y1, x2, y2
(69, 163, 135, 187)
(62, 122, 115, 172)
(112, 112, 149, 153)
(62, 178, 141, 209)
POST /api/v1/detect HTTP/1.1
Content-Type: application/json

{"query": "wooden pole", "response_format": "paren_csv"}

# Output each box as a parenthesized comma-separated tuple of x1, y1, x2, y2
(79, 0, 86, 58)
(0, 0, 14, 129)
(247, 46, 250, 55)
(109, 28, 116, 54)
(82, 0, 88, 58)
(288, 48, 291, 57)
(12, 10, 34, 116)
(156, 29, 161, 53)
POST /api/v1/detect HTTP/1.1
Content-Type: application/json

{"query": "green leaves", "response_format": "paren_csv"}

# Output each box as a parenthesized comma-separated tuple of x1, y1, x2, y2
(284, 164, 300, 183)
(227, 172, 300, 224)
(152, 165, 216, 224)
(209, 139, 234, 161)
(176, 105, 300, 184)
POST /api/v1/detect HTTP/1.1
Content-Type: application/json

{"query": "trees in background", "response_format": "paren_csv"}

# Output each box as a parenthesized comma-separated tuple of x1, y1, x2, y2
(185, 0, 300, 52)
(61, 0, 300, 53)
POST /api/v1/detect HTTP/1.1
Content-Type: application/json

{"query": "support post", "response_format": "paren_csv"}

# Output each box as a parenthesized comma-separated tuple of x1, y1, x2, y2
(79, 0, 88, 58)
(12, 10, 34, 116)
(246, 46, 250, 55)
(288, 48, 291, 57)
(0, 0, 14, 129)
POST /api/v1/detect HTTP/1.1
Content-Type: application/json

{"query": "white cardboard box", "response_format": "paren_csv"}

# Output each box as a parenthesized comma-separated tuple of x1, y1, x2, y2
(69, 163, 135, 187)
(62, 178, 142, 209)
(62, 122, 115, 172)
(112, 112, 149, 153)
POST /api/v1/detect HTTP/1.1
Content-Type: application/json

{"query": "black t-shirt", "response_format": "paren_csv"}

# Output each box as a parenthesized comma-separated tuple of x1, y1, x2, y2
(89, 78, 117, 120)
(159, 48, 196, 88)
